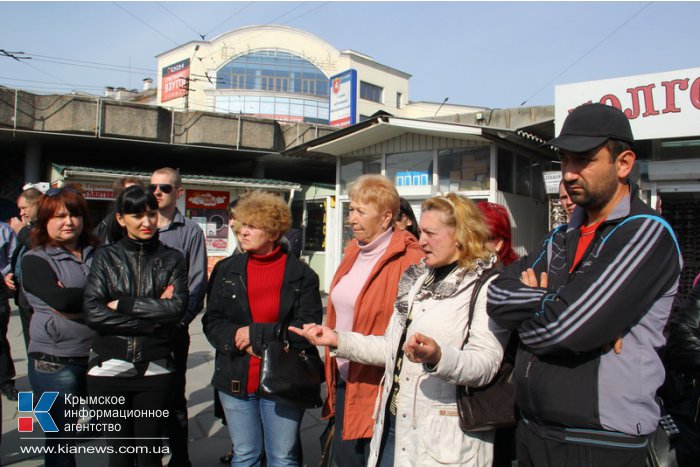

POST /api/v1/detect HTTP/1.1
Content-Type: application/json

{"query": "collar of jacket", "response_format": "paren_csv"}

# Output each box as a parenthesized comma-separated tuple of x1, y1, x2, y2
(118, 233, 161, 253)
(566, 180, 640, 232)
(44, 243, 94, 262)
(332, 228, 418, 290)
(226, 249, 305, 283)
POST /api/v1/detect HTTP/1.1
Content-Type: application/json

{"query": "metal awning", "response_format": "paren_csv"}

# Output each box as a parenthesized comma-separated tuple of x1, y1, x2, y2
(54, 165, 301, 191)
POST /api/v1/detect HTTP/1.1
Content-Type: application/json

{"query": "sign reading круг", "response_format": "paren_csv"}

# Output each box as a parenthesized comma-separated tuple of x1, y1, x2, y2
(555, 67, 700, 141)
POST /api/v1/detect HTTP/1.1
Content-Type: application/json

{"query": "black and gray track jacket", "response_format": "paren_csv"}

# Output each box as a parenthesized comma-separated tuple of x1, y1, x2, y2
(487, 181, 682, 439)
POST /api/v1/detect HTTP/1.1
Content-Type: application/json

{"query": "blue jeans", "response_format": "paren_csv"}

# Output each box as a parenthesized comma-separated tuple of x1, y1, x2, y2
(218, 391, 303, 467)
(28, 358, 88, 467)
(377, 414, 396, 467)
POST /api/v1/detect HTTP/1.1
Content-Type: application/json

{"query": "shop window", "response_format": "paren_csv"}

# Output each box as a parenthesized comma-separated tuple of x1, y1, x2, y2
(387, 151, 433, 196)
(340, 155, 382, 195)
(360, 81, 383, 103)
(438, 146, 491, 193)
(304, 201, 327, 251)
(497, 149, 515, 194)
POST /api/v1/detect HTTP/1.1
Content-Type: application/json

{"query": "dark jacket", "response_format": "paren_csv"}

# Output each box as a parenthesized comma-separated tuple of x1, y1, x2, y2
(203, 250, 323, 398)
(665, 280, 700, 377)
(83, 235, 189, 363)
(488, 182, 682, 438)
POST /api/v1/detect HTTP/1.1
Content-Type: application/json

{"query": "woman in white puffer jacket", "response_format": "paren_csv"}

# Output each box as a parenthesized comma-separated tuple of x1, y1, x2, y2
(292, 193, 509, 467)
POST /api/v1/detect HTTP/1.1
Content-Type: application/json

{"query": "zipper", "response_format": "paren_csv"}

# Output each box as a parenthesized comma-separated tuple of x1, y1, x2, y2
(132, 244, 144, 362)
(525, 355, 535, 378)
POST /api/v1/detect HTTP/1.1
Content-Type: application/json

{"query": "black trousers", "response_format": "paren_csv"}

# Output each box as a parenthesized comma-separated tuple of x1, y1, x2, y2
(333, 381, 371, 467)
(516, 421, 648, 467)
(167, 326, 191, 467)
(89, 374, 173, 467)
(0, 283, 15, 386)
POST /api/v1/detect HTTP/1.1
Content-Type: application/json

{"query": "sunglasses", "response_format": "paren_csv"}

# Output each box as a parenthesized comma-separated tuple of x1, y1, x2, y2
(148, 184, 177, 194)
(46, 187, 81, 197)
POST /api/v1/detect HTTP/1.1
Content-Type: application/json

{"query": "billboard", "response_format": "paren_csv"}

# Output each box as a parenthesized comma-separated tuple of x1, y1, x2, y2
(329, 69, 357, 128)
(555, 67, 700, 141)
(161, 58, 190, 103)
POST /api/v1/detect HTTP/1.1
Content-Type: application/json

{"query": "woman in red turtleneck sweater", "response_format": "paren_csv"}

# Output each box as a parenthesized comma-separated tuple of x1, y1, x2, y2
(203, 190, 323, 467)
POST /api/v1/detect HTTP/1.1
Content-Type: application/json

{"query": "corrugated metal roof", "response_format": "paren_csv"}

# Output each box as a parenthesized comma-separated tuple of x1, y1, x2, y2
(57, 165, 301, 190)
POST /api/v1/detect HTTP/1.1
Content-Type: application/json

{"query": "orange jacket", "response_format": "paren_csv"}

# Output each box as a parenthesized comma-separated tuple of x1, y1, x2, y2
(323, 228, 424, 440)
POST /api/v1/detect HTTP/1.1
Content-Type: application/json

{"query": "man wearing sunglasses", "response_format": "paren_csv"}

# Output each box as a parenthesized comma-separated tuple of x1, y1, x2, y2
(150, 167, 207, 467)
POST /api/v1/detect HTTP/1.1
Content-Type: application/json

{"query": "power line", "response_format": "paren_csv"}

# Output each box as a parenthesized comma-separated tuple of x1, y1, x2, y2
(157, 1, 206, 40)
(30, 57, 152, 76)
(112, 2, 179, 47)
(28, 53, 152, 73)
(203, 2, 255, 39)
(519, 2, 653, 106)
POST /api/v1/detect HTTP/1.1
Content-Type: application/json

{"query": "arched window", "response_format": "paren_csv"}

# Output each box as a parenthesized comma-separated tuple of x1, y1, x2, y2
(217, 50, 329, 98)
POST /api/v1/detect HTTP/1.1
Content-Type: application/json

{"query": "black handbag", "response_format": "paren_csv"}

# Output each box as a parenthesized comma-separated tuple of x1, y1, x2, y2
(456, 266, 517, 432)
(257, 300, 324, 409)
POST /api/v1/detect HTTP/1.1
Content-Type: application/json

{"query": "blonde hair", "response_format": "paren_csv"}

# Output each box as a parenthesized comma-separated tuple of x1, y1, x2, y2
(421, 193, 491, 269)
(348, 174, 400, 219)
(233, 190, 291, 239)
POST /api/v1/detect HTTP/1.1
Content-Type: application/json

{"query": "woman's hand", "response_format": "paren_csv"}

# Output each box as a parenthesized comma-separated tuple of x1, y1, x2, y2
(107, 300, 118, 310)
(234, 326, 251, 350)
(160, 285, 174, 299)
(288, 323, 338, 347)
(403, 332, 441, 366)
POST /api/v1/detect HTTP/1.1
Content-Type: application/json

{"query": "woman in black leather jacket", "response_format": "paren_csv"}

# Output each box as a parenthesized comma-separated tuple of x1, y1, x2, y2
(84, 185, 189, 467)
(664, 277, 700, 467)
(203, 190, 322, 466)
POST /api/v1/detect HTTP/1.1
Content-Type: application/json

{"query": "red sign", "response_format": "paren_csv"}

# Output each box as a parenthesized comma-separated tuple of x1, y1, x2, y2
(161, 58, 190, 103)
(185, 190, 229, 210)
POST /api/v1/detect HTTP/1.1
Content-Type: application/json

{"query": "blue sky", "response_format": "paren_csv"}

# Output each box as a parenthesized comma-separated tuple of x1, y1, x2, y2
(1, 1, 698, 109)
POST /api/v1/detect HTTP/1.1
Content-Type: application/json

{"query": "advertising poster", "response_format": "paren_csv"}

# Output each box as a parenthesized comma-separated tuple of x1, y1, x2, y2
(329, 69, 357, 128)
(185, 189, 230, 255)
(161, 58, 190, 103)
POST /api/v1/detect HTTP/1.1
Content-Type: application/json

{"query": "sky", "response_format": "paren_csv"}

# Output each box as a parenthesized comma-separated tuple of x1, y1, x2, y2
(1, 1, 698, 109)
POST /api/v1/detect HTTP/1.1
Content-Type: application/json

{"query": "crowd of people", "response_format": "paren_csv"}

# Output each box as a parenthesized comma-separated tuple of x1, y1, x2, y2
(0, 102, 698, 467)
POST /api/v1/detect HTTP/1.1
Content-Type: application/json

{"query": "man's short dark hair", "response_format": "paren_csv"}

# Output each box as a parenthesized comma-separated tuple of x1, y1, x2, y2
(606, 139, 632, 161)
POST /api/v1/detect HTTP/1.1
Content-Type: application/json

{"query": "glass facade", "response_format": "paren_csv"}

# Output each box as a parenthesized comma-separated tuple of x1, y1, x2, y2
(340, 155, 381, 194)
(386, 151, 433, 195)
(214, 50, 329, 122)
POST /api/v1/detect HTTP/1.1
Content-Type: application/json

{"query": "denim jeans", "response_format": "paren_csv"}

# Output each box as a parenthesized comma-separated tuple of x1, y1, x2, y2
(28, 357, 88, 467)
(333, 382, 371, 467)
(377, 414, 396, 467)
(218, 391, 303, 467)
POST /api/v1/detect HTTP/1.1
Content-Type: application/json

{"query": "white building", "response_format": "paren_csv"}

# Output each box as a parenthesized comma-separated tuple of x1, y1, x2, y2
(155, 25, 484, 125)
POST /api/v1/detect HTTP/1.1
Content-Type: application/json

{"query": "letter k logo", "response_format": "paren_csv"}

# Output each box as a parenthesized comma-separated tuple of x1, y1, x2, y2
(18, 392, 59, 432)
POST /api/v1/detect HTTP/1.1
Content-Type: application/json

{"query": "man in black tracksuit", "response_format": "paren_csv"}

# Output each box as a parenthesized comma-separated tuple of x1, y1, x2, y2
(487, 104, 682, 465)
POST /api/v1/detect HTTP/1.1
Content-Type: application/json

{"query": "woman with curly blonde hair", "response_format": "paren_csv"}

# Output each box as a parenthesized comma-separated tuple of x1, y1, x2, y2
(203, 190, 323, 466)
(292, 193, 509, 466)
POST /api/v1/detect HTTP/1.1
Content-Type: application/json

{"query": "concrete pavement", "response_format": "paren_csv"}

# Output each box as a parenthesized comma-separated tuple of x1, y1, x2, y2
(1, 306, 329, 466)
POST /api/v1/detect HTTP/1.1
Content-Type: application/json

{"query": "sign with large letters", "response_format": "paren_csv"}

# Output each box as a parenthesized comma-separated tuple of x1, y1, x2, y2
(555, 67, 700, 140)
(161, 58, 190, 103)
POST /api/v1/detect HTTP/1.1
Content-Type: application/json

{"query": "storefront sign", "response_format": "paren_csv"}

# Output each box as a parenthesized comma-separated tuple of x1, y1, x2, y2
(74, 183, 115, 200)
(186, 189, 230, 256)
(543, 171, 563, 195)
(161, 58, 190, 103)
(555, 67, 700, 140)
(329, 69, 357, 128)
